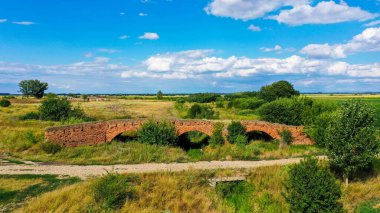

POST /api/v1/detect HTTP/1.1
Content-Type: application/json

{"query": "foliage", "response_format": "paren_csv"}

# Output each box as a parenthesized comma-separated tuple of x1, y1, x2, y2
(38, 96, 90, 121)
(18, 79, 48, 99)
(157, 90, 163, 100)
(40, 142, 62, 154)
(279, 129, 292, 145)
(224, 91, 257, 100)
(227, 121, 247, 144)
(284, 158, 343, 213)
(209, 123, 225, 147)
(137, 120, 177, 146)
(19, 111, 40, 120)
(235, 134, 248, 145)
(0, 98, 11, 107)
(258, 80, 299, 102)
(325, 100, 379, 184)
(258, 97, 313, 125)
(187, 93, 221, 103)
(216, 181, 254, 212)
(186, 104, 218, 119)
(81, 94, 89, 101)
(229, 97, 265, 110)
(92, 173, 137, 209)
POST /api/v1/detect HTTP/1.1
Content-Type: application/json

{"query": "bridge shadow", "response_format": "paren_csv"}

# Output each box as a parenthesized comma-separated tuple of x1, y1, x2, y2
(247, 131, 274, 143)
(177, 131, 210, 151)
(114, 131, 138, 142)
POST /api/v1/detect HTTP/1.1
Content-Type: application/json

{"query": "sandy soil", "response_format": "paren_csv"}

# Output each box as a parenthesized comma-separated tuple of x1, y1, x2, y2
(0, 157, 326, 179)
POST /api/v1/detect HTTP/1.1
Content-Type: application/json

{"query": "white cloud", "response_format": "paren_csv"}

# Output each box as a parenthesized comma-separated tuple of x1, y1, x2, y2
(0, 19, 7, 23)
(120, 49, 380, 79)
(98, 48, 119, 53)
(139, 12, 148, 16)
(261, 45, 283, 52)
(120, 35, 129, 39)
(138, 32, 159, 40)
(204, 0, 309, 21)
(247, 24, 261, 32)
(269, 1, 378, 26)
(301, 27, 380, 58)
(12, 21, 35, 25)
(120, 12, 125, 16)
(365, 20, 380, 27)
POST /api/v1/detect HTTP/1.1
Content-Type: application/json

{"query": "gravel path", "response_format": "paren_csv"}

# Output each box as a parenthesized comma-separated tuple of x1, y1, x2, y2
(0, 157, 326, 179)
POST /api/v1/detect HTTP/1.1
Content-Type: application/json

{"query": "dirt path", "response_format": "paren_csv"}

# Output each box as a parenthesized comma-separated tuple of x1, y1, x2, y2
(0, 157, 326, 179)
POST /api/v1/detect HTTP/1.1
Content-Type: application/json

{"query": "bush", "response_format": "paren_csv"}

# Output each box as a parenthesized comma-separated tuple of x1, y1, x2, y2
(137, 120, 177, 145)
(209, 123, 225, 147)
(235, 134, 248, 145)
(186, 104, 218, 119)
(284, 158, 343, 212)
(92, 173, 137, 209)
(227, 121, 247, 144)
(39, 97, 72, 121)
(19, 112, 40, 120)
(25, 131, 39, 144)
(0, 98, 11, 107)
(187, 93, 221, 103)
(258, 97, 313, 125)
(229, 97, 265, 110)
(258, 80, 299, 102)
(40, 141, 62, 154)
(279, 129, 292, 145)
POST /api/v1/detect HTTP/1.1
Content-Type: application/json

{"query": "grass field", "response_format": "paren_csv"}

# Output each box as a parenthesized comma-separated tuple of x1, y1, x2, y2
(15, 159, 380, 212)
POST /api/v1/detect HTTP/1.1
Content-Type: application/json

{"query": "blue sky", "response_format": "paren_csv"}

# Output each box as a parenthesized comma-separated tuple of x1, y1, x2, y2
(0, 0, 379, 94)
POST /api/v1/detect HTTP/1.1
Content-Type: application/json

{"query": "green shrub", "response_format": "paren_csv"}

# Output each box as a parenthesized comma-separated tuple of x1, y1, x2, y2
(186, 104, 218, 119)
(0, 98, 11, 107)
(284, 158, 343, 212)
(230, 97, 265, 110)
(41, 142, 62, 154)
(19, 112, 40, 120)
(25, 131, 39, 144)
(279, 129, 292, 145)
(137, 120, 177, 145)
(209, 123, 225, 147)
(92, 173, 137, 210)
(235, 134, 248, 145)
(39, 96, 72, 121)
(216, 181, 254, 212)
(227, 121, 247, 144)
(257, 97, 313, 125)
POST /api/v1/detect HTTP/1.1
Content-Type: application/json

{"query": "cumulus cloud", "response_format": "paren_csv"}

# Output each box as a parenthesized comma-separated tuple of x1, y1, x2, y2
(260, 45, 295, 53)
(204, 0, 308, 21)
(248, 24, 261, 32)
(0, 19, 7, 23)
(301, 27, 380, 58)
(12, 21, 35, 25)
(120, 49, 380, 79)
(138, 32, 159, 40)
(269, 1, 377, 26)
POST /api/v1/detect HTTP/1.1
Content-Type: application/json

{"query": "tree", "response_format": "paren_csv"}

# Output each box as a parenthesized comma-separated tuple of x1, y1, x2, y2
(325, 100, 379, 185)
(18, 80, 48, 99)
(258, 80, 299, 102)
(157, 90, 163, 100)
(285, 158, 343, 212)
(137, 120, 177, 145)
(39, 96, 72, 121)
(186, 104, 218, 119)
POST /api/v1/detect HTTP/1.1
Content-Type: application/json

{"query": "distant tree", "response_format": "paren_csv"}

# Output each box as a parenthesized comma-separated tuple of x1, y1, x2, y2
(285, 158, 343, 212)
(82, 94, 89, 102)
(157, 90, 163, 100)
(186, 104, 218, 119)
(258, 80, 299, 102)
(325, 100, 379, 185)
(18, 80, 48, 99)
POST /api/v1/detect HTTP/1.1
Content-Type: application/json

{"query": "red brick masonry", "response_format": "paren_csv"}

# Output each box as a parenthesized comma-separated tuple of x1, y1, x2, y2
(45, 119, 314, 147)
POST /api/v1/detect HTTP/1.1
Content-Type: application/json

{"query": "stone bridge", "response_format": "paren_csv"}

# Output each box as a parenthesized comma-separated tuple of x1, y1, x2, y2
(45, 119, 314, 147)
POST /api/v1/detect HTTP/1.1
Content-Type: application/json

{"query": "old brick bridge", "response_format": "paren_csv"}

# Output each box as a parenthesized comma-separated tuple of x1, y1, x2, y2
(45, 119, 314, 147)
